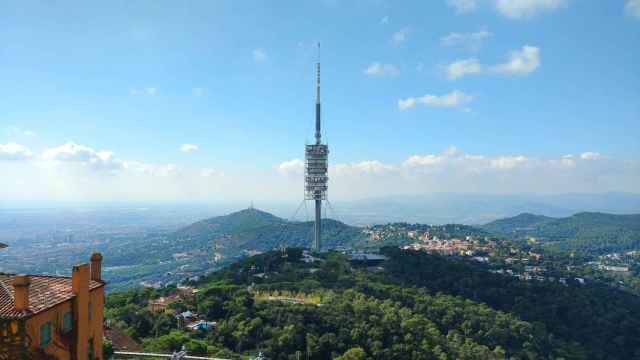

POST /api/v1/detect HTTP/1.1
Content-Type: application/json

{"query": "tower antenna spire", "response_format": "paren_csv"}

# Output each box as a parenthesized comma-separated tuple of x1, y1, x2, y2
(315, 42, 321, 145)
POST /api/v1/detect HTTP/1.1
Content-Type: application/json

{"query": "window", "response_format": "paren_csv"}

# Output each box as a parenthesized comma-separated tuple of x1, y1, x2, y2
(40, 322, 52, 348)
(62, 311, 73, 333)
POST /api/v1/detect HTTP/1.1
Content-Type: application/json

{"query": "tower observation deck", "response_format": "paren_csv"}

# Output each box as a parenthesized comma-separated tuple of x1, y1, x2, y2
(305, 51, 329, 253)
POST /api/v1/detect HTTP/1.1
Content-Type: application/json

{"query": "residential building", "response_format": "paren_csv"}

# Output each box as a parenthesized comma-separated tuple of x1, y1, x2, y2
(0, 253, 105, 360)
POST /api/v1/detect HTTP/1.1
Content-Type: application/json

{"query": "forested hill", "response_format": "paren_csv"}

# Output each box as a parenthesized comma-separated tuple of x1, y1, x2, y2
(172, 208, 366, 256)
(106, 247, 640, 359)
(482, 212, 640, 254)
(481, 212, 555, 233)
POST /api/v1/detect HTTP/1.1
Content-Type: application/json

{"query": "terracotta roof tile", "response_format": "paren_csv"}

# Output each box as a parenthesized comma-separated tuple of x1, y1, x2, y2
(0, 274, 104, 319)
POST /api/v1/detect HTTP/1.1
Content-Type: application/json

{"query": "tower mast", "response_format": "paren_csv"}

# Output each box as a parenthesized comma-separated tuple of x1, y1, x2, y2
(305, 43, 329, 253)
(314, 51, 322, 252)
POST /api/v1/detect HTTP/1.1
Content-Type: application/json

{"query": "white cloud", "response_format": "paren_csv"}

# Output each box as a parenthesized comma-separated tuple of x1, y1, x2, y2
(490, 46, 540, 76)
(559, 154, 576, 168)
(626, 0, 640, 18)
(581, 152, 602, 161)
(398, 90, 474, 111)
(445, 58, 483, 80)
(333, 161, 395, 176)
(278, 159, 304, 176)
(447, 0, 479, 14)
(364, 62, 400, 77)
(253, 48, 267, 63)
(490, 156, 529, 169)
(380, 16, 389, 24)
(398, 98, 418, 111)
(441, 29, 492, 51)
(445, 46, 540, 79)
(1, 139, 636, 202)
(0, 142, 33, 161)
(43, 142, 100, 162)
(495, 0, 567, 19)
(404, 154, 447, 167)
(180, 144, 199, 153)
(42, 142, 125, 171)
(391, 27, 410, 45)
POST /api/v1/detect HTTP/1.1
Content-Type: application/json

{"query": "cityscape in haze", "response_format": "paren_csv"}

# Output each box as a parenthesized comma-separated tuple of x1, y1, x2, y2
(1, 1, 640, 359)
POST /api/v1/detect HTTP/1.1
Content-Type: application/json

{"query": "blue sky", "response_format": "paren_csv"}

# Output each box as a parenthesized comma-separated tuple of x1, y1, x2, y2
(1, 0, 639, 202)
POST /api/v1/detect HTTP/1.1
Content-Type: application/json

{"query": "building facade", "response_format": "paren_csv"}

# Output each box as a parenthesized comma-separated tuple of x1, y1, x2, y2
(0, 253, 105, 360)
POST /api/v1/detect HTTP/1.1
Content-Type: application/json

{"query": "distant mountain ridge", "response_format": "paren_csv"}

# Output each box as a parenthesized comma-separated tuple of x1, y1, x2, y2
(335, 192, 640, 225)
(482, 213, 556, 233)
(483, 211, 640, 253)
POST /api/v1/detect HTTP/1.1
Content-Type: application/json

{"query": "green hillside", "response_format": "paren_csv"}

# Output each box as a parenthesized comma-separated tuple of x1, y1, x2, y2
(172, 208, 367, 256)
(106, 247, 640, 359)
(483, 212, 640, 254)
(481, 213, 555, 234)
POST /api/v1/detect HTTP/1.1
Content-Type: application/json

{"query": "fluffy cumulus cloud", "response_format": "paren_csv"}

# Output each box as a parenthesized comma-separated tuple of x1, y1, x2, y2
(447, 0, 479, 14)
(252, 48, 267, 63)
(272, 145, 640, 199)
(363, 62, 400, 77)
(580, 152, 603, 160)
(42, 142, 127, 171)
(445, 58, 483, 80)
(626, 0, 640, 18)
(277, 159, 305, 176)
(0, 140, 638, 202)
(402, 147, 538, 173)
(180, 144, 199, 153)
(445, 46, 540, 79)
(0, 141, 238, 202)
(333, 161, 395, 176)
(495, 0, 567, 19)
(391, 27, 410, 45)
(0, 142, 33, 161)
(398, 90, 474, 111)
(441, 29, 492, 51)
(489, 46, 540, 75)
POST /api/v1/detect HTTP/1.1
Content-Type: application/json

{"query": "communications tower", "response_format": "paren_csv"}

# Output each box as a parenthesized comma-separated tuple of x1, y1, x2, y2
(305, 47, 329, 253)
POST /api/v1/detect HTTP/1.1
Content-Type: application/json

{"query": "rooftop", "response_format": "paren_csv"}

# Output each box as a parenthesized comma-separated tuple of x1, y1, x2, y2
(0, 274, 104, 319)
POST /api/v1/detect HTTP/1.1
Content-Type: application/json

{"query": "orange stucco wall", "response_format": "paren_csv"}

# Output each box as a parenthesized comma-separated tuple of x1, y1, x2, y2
(23, 286, 104, 360)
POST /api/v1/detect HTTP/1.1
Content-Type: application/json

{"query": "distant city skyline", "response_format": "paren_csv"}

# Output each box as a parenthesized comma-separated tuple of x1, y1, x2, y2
(1, 1, 639, 202)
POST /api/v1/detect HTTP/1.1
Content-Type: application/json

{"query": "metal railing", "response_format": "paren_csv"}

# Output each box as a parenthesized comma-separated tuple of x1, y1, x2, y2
(114, 351, 229, 360)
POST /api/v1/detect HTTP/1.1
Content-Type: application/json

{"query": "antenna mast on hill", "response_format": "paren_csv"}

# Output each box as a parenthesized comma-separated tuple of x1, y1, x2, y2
(305, 43, 329, 253)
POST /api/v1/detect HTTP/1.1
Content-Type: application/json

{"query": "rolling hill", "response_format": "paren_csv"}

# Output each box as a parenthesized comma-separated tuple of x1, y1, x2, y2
(483, 212, 640, 254)
(172, 208, 367, 257)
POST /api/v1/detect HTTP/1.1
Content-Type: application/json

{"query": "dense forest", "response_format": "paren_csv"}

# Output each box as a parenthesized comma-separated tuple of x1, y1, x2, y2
(106, 247, 640, 359)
